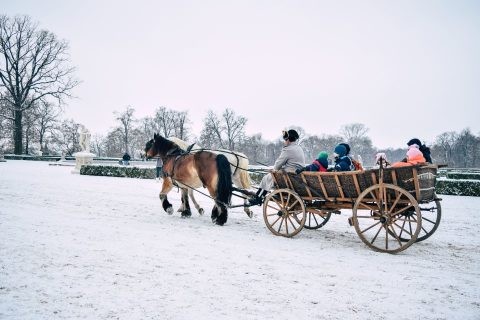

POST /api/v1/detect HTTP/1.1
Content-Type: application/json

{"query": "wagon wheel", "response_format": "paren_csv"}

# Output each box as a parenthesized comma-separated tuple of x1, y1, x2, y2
(304, 209, 332, 230)
(263, 188, 306, 237)
(352, 184, 422, 253)
(396, 198, 441, 242)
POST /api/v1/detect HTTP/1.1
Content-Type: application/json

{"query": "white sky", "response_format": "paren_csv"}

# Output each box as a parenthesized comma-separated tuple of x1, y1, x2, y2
(3, 0, 480, 148)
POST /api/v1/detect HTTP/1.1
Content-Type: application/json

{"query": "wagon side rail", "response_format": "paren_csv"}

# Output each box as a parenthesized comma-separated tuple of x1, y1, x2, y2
(270, 164, 439, 203)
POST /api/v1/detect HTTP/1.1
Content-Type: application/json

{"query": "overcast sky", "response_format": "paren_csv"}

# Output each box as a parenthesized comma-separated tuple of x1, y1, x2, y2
(3, 0, 480, 148)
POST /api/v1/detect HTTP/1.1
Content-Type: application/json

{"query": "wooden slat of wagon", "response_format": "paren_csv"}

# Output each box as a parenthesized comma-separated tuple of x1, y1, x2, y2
(300, 174, 313, 198)
(272, 172, 279, 188)
(370, 171, 378, 201)
(352, 173, 361, 196)
(316, 175, 331, 200)
(391, 169, 400, 199)
(284, 173, 295, 191)
(334, 175, 345, 199)
(412, 167, 421, 200)
(391, 169, 398, 185)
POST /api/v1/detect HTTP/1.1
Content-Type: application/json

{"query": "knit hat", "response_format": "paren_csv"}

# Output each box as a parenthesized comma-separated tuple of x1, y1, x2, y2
(317, 151, 328, 161)
(407, 138, 422, 147)
(339, 143, 350, 155)
(334, 144, 347, 157)
(407, 147, 423, 159)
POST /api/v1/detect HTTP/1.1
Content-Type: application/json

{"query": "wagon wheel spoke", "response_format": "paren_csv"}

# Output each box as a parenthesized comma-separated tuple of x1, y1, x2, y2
(360, 220, 381, 234)
(384, 225, 389, 250)
(388, 192, 403, 215)
(370, 224, 383, 245)
(269, 215, 282, 228)
(382, 186, 388, 213)
(393, 221, 414, 237)
(286, 215, 301, 231)
(358, 202, 379, 212)
(387, 224, 403, 247)
(308, 212, 319, 226)
(397, 218, 407, 238)
(284, 215, 289, 234)
(304, 210, 332, 230)
(277, 216, 286, 233)
(265, 201, 282, 213)
(356, 215, 380, 219)
(368, 191, 381, 211)
(422, 216, 436, 225)
(389, 204, 415, 217)
(288, 199, 300, 211)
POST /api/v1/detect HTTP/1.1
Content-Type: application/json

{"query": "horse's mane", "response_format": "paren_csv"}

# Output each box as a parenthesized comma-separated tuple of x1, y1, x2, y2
(167, 137, 200, 151)
(153, 134, 183, 156)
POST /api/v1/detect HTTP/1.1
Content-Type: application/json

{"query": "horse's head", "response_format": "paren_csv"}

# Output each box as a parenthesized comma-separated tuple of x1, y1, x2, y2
(145, 133, 179, 159)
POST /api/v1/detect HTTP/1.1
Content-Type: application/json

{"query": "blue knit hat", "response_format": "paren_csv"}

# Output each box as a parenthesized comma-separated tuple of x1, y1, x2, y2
(334, 144, 347, 157)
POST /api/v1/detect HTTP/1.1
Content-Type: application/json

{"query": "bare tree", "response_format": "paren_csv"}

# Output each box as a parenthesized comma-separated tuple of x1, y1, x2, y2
(0, 15, 79, 154)
(223, 108, 246, 150)
(433, 131, 458, 166)
(200, 110, 224, 149)
(199, 108, 247, 150)
(153, 106, 176, 138)
(173, 110, 190, 140)
(51, 119, 82, 156)
(340, 123, 369, 142)
(34, 100, 61, 154)
(114, 106, 136, 154)
(91, 134, 105, 157)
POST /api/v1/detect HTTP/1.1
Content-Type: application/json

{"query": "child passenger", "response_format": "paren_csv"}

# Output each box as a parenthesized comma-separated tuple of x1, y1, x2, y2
(392, 146, 426, 167)
(295, 151, 329, 174)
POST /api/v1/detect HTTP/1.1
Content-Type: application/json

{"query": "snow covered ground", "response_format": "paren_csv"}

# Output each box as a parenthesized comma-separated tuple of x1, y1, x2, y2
(1, 161, 479, 320)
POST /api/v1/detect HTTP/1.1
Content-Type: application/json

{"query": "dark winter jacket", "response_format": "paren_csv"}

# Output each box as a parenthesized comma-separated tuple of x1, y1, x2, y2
(334, 155, 353, 172)
(419, 145, 432, 163)
(304, 159, 328, 172)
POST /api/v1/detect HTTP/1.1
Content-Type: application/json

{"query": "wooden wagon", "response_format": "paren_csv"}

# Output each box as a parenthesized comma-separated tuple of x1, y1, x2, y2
(262, 163, 442, 253)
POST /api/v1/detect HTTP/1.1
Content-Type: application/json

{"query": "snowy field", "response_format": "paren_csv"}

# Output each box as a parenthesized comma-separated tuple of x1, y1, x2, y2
(1, 161, 479, 320)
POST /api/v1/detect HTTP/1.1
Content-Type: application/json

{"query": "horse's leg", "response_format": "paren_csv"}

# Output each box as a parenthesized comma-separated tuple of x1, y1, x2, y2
(160, 178, 174, 215)
(180, 188, 192, 218)
(233, 175, 253, 218)
(211, 205, 219, 224)
(214, 201, 228, 226)
(188, 189, 204, 215)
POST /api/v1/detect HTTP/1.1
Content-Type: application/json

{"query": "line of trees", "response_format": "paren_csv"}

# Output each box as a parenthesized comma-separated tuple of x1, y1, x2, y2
(1, 15, 479, 168)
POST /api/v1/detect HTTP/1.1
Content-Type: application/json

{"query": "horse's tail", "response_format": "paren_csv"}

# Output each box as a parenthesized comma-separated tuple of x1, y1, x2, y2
(216, 154, 233, 205)
(238, 158, 252, 189)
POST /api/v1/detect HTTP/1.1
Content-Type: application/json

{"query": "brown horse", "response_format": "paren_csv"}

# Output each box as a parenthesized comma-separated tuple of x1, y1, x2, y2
(145, 133, 233, 226)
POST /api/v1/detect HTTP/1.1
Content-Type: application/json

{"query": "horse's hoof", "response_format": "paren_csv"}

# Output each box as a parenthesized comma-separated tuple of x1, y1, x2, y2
(181, 211, 192, 218)
(215, 220, 225, 226)
(166, 207, 174, 215)
(198, 208, 204, 215)
(211, 217, 217, 224)
(246, 210, 253, 218)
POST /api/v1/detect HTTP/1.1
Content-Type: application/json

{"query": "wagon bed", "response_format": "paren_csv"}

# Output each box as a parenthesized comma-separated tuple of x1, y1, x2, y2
(263, 164, 442, 253)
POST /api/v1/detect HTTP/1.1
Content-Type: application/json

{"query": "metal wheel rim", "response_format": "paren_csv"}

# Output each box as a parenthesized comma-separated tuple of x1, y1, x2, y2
(352, 184, 422, 253)
(262, 189, 306, 238)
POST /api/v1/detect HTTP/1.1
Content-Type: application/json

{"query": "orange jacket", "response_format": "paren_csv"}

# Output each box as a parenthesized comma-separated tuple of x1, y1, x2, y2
(392, 153, 426, 167)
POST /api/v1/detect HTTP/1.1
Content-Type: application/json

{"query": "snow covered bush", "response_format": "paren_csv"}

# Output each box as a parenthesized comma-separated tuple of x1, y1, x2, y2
(80, 165, 155, 179)
(436, 179, 480, 197)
